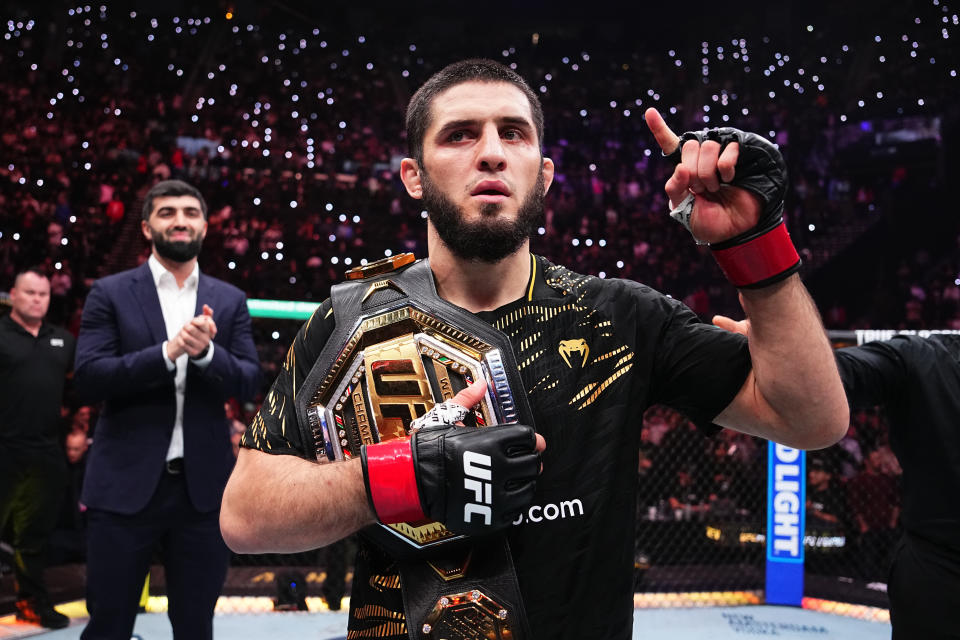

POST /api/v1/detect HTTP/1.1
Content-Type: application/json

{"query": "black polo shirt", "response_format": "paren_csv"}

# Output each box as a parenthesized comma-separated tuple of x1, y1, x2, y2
(837, 335, 960, 551)
(0, 313, 75, 451)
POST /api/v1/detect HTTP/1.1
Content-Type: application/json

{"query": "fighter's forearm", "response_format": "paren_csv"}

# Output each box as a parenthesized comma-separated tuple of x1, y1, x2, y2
(719, 275, 849, 449)
(220, 447, 375, 554)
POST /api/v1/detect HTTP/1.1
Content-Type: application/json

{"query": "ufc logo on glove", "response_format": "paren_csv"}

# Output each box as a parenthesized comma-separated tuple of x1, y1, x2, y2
(463, 451, 493, 526)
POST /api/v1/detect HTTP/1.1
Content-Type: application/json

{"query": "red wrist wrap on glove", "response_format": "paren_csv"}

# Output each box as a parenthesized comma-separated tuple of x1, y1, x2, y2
(363, 438, 426, 523)
(711, 222, 800, 289)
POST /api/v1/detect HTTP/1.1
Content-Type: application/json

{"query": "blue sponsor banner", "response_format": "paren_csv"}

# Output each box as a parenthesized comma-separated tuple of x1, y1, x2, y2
(766, 442, 805, 605)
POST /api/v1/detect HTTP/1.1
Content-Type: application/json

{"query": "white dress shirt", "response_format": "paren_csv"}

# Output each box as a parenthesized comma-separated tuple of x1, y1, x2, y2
(148, 255, 215, 462)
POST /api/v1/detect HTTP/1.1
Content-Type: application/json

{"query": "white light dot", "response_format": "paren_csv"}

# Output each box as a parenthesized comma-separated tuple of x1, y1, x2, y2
(272, 331, 280, 340)
(289, 200, 297, 208)
(572, 239, 580, 247)
(275, 253, 283, 260)
(384, 249, 393, 257)
(808, 224, 816, 231)
(261, 251, 269, 260)
(228, 261, 236, 270)
(61, 237, 69, 246)
(328, 234, 336, 242)
(276, 241, 284, 250)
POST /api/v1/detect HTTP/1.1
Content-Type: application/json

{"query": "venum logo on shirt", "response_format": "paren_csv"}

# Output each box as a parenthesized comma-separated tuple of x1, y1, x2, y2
(50, 338, 65, 347)
(558, 339, 589, 368)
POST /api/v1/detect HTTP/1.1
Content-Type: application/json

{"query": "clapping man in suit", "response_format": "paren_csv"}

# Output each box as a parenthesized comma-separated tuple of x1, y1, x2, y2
(75, 179, 261, 640)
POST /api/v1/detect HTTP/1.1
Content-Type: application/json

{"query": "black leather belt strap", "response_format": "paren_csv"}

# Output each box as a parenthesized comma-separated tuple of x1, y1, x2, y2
(399, 537, 530, 640)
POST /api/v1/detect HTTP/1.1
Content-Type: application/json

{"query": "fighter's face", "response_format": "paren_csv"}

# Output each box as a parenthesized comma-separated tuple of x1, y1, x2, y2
(141, 195, 207, 263)
(404, 81, 554, 261)
(10, 272, 50, 323)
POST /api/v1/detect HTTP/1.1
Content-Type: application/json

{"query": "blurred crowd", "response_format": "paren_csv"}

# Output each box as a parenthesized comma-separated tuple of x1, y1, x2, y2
(0, 0, 956, 591)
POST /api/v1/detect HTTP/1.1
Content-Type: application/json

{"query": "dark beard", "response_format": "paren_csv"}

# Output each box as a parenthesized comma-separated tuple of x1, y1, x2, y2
(151, 229, 203, 262)
(423, 168, 545, 263)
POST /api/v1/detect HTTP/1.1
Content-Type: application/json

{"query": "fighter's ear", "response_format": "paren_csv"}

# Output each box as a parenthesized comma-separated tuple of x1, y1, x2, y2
(541, 156, 555, 195)
(400, 158, 423, 200)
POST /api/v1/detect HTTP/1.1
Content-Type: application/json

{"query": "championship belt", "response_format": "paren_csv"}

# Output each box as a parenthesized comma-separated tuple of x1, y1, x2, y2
(295, 254, 533, 640)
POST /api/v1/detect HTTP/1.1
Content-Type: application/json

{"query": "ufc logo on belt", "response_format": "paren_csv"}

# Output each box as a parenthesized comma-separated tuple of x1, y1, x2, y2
(463, 451, 492, 525)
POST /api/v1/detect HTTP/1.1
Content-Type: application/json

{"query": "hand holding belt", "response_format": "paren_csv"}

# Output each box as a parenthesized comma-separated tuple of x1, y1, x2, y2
(366, 396, 534, 640)
(362, 394, 539, 536)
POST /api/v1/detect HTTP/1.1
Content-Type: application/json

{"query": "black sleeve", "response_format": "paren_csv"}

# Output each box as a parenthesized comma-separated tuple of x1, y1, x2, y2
(64, 330, 77, 373)
(242, 299, 336, 457)
(648, 296, 752, 431)
(835, 337, 912, 409)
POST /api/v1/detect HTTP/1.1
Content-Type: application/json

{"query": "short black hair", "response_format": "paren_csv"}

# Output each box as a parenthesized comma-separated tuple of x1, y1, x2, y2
(142, 179, 208, 221)
(405, 58, 544, 165)
(14, 266, 48, 286)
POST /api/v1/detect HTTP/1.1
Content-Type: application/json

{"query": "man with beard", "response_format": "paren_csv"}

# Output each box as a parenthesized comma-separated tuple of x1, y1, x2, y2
(75, 179, 260, 640)
(220, 60, 846, 639)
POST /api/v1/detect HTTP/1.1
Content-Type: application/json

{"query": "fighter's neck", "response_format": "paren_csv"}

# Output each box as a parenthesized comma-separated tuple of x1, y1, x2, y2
(428, 234, 531, 314)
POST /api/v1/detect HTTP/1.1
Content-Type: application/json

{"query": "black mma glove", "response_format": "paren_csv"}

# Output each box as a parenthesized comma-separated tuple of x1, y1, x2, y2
(360, 422, 539, 536)
(667, 127, 801, 289)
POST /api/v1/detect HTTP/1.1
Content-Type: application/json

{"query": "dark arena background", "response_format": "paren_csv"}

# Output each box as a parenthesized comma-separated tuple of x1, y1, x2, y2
(1, 0, 957, 637)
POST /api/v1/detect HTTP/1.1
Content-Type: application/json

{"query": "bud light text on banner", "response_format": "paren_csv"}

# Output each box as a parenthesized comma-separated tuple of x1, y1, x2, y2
(765, 443, 805, 605)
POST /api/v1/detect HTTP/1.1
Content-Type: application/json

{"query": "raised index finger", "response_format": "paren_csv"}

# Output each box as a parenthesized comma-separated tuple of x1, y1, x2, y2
(644, 107, 680, 155)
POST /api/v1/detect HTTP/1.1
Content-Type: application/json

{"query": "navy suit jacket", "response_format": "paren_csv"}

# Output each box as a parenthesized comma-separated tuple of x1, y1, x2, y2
(75, 262, 261, 514)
